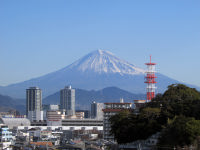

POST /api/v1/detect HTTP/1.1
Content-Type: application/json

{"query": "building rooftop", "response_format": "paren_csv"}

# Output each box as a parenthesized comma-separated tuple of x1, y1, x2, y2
(30, 141, 53, 147)
(1, 118, 31, 128)
(28, 87, 40, 90)
(104, 102, 132, 104)
(134, 100, 146, 103)
(102, 109, 132, 112)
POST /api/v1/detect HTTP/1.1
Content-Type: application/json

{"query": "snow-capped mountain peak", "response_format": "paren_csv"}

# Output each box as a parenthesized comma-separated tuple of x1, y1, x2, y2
(68, 50, 145, 75)
(0, 49, 186, 99)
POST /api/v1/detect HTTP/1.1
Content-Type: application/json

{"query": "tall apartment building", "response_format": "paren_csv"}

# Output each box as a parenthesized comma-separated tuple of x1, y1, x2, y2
(26, 87, 43, 121)
(60, 86, 75, 116)
(103, 99, 132, 141)
(91, 101, 104, 120)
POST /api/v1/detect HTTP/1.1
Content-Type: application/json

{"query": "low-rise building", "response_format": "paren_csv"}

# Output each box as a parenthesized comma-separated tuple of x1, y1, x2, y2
(0, 125, 13, 149)
(133, 99, 146, 113)
(75, 112, 85, 119)
(31, 120, 47, 126)
(0, 118, 31, 128)
(76, 110, 90, 118)
(62, 119, 103, 127)
(43, 104, 60, 120)
(47, 110, 65, 126)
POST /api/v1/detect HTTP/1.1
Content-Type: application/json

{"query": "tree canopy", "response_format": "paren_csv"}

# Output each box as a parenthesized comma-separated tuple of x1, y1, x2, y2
(158, 116, 200, 147)
(109, 84, 200, 147)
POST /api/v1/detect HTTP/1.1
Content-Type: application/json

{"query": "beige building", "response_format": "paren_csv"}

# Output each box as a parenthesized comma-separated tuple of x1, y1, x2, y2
(46, 110, 65, 126)
(134, 99, 146, 112)
(75, 112, 84, 119)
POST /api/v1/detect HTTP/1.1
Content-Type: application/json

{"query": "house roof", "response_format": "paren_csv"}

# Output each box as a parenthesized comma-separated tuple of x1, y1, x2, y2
(30, 141, 53, 147)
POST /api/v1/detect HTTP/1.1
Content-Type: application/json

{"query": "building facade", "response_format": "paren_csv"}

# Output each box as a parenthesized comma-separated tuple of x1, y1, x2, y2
(62, 119, 103, 127)
(43, 104, 60, 120)
(91, 101, 104, 120)
(0, 125, 13, 149)
(75, 112, 84, 119)
(133, 99, 146, 113)
(60, 86, 75, 116)
(46, 110, 65, 126)
(26, 87, 43, 121)
(103, 101, 132, 141)
(76, 110, 90, 118)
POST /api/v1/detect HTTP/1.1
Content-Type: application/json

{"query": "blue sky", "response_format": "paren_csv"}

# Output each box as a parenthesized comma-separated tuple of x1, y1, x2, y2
(0, 0, 200, 87)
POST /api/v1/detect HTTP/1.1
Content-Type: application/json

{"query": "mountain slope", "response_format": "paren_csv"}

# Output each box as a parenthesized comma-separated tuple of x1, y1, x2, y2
(67, 50, 145, 74)
(43, 87, 146, 109)
(0, 50, 193, 98)
(0, 94, 25, 114)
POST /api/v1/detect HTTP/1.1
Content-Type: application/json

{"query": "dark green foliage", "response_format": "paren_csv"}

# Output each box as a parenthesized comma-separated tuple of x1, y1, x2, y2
(158, 116, 200, 147)
(109, 110, 134, 143)
(109, 84, 200, 147)
(163, 84, 200, 102)
(110, 108, 163, 144)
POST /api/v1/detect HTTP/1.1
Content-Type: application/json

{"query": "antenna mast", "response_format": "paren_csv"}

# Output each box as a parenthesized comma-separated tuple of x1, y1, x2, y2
(145, 56, 157, 102)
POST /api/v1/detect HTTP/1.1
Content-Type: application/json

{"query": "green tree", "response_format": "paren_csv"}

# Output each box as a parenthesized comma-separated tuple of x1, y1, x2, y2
(109, 84, 200, 146)
(110, 108, 163, 144)
(163, 84, 200, 102)
(109, 110, 133, 143)
(158, 116, 200, 147)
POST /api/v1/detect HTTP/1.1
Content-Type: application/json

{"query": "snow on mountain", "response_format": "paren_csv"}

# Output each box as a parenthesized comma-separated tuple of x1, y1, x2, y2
(67, 50, 145, 75)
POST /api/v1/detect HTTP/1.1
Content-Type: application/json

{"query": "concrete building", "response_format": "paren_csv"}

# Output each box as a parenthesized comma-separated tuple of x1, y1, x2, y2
(60, 86, 75, 116)
(43, 104, 60, 120)
(133, 99, 146, 113)
(47, 110, 65, 126)
(91, 101, 104, 120)
(26, 87, 43, 122)
(0, 125, 13, 149)
(0, 125, 13, 142)
(43, 104, 59, 111)
(0, 118, 30, 128)
(62, 119, 103, 127)
(17, 126, 103, 131)
(75, 112, 84, 119)
(76, 110, 90, 118)
(102, 99, 132, 141)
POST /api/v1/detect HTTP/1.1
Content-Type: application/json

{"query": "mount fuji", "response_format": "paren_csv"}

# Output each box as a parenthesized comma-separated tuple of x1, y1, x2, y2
(0, 50, 185, 98)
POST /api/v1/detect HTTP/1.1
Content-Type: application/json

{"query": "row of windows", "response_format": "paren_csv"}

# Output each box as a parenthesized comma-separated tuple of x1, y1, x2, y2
(105, 104, 131, 108)
(61, 124, 102, 126)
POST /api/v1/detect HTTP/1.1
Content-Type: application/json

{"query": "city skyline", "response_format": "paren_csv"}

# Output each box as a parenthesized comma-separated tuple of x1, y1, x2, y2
(0, 1, 200, 87)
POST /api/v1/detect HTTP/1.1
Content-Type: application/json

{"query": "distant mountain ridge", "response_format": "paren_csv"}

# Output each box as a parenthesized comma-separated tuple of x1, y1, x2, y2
(0, 94, 25, 113)
(0, 50, 197, 98)
(43, 86, 146, 110)
(0, 86, 145, 113)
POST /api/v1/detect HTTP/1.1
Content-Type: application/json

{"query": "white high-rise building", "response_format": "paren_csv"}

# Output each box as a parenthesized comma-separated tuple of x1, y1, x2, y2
(60, 86, 75, 116)
(91, 101, 104, 120)
(26, 87, 43, 121)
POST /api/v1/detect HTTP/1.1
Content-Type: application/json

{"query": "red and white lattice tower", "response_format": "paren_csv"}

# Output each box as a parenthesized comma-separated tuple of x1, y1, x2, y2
(145, 56, 157, 102)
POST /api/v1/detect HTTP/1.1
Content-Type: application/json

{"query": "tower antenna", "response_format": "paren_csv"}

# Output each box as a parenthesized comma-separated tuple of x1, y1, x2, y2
(145, 56, 157, 102)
